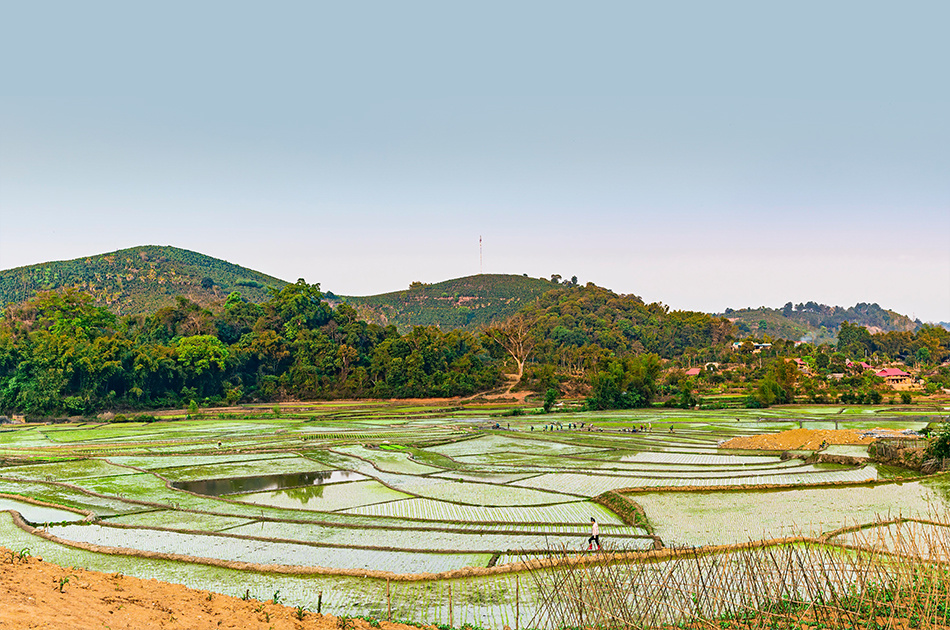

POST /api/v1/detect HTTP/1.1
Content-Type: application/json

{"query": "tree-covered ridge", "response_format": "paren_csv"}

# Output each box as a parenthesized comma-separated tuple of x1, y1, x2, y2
(506, 284, 734, 404)
(522, 284, 733, 365)
(340, 273, 557, 333)
(722, 301, 920, 343)
(1, 278, 946, 418)
(0, 245, 289, 315)
(0, 282, 501, 415)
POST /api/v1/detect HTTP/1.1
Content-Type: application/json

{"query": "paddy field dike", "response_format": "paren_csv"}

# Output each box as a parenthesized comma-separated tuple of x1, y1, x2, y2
(1, 402, 948, 628)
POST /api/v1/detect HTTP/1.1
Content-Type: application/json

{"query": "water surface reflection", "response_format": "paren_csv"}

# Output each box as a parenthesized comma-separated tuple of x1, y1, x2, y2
(172, 470, 363, 496)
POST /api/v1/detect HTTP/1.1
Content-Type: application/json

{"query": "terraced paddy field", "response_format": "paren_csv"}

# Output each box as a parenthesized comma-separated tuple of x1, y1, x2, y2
(1, 402, 947, 627)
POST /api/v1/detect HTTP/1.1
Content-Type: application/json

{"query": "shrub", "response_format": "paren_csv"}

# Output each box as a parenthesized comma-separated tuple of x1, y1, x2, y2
(927, 422, 950, 459)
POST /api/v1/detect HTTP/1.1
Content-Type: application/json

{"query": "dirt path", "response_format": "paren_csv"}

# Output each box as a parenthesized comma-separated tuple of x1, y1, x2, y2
(0, 548, 425, 630)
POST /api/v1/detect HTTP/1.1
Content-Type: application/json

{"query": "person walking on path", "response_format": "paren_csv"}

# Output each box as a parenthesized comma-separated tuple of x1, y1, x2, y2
(587, 517, 601, 551)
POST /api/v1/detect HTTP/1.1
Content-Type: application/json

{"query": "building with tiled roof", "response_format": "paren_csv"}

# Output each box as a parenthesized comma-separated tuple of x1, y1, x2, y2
(875, 367, 915, 390)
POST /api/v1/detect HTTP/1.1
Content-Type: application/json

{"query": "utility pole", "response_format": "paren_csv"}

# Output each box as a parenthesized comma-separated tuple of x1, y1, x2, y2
(479, 235, 482, 274)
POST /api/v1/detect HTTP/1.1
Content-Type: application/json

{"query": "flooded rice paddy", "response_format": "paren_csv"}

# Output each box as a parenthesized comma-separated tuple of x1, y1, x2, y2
(1, 403, 947, 622)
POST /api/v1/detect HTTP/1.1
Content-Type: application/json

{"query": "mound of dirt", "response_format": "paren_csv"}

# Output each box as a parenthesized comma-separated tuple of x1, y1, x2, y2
(721, 428, 918, 452)
(0, 548, 424, 630)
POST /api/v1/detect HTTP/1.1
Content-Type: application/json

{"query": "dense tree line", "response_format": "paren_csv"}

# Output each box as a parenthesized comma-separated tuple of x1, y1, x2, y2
(694, 324, 950, 408)
(527, 285, 731, 362)
(837, 321, 949, 366)
(2, 281, 947, 417)
(0, 282, 501, 415)
(512, 284, 734, 401)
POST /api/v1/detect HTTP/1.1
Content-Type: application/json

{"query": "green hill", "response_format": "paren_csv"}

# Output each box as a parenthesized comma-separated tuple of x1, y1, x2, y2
(722, 301, 920, 343)
(0, 245, 289, 315)
(340, 274, 558, 332)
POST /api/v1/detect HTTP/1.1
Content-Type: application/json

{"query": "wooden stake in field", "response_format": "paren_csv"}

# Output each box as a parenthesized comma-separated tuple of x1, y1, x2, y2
(448, 583, 453, 628)
(515, 575, 520, 630)
(387, 579, 391, 621)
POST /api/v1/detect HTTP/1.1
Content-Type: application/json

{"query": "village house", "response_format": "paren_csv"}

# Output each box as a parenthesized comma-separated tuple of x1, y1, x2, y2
(875, 367, 916, 390)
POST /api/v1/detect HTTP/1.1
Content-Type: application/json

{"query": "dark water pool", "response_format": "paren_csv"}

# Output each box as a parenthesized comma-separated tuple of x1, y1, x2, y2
(171, 470, 363, 496)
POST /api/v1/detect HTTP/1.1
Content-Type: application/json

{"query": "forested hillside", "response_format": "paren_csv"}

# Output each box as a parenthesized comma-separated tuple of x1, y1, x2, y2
(0, 246, 288, 315)
(2, 250, 946, 417)
(722, 301, 920, 343)
(4, 246, 925, 344)
(0, 282, 501, 415)
(495, 284, 734, 404)
(341, 274, 557, 332)
(0, 280, 947, 417)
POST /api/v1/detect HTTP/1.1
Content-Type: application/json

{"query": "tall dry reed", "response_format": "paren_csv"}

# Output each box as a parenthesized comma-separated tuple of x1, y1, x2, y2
(522, 516, 950, 629)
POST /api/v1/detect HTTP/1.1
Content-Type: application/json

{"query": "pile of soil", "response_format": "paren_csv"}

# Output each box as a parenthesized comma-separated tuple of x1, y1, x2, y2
(721, 428, 917, 451)
(0, 548, 423, 630)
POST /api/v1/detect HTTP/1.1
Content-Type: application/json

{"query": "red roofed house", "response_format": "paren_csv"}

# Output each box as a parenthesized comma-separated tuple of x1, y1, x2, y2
(875, 368, 915, 390)
(684, 367, 701, 377)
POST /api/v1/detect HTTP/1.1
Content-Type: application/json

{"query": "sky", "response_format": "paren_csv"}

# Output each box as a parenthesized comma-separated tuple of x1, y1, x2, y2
(2, 1, 948, 322)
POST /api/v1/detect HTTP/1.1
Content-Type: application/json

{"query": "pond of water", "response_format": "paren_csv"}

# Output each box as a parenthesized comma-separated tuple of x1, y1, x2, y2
(171, 470, 364, 496)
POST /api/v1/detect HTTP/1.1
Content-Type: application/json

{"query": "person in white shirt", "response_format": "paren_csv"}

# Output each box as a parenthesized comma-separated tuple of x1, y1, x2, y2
(587, 517, 601, 551)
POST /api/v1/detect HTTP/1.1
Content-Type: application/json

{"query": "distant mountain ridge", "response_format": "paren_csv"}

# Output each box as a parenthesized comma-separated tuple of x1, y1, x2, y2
(720, 301, 921, 343)
(339, 274, 558, 333)
(1, 247, 927, 340)
(0, 247, 562, 330)
(0, 245, 289, 315)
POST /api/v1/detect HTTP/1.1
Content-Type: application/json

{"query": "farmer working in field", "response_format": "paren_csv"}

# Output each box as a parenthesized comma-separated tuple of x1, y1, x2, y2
(587, 517, 601, 551)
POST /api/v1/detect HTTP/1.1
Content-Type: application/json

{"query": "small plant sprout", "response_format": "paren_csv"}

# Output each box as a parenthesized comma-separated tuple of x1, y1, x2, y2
(337, 615, 356, 630)
(8, 547, 31, 563)
(295, 606, 307, 620)
(242, 589, 251, 601)
(57, 575, 72, 592)
(272, 589, 281, 604)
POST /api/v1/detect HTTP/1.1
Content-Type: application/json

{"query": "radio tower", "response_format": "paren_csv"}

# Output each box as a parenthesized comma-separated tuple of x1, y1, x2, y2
(479, 236, 483, 274)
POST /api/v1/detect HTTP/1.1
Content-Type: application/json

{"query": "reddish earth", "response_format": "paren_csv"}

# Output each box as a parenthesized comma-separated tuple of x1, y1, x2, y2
(0, 548, 425, 630)
(721, 427, 918, 451)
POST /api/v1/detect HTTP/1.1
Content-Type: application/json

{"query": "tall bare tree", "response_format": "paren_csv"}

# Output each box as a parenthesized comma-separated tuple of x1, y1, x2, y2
(486, 313, 538, 391)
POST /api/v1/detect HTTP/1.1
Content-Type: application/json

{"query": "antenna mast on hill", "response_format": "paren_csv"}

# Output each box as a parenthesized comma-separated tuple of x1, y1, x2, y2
(479, 235, 482, 274)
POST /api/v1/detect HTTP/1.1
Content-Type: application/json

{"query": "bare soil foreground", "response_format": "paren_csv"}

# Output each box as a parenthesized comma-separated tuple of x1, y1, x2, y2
(0, 548, 422, 630)
(721, 427, 916, 451)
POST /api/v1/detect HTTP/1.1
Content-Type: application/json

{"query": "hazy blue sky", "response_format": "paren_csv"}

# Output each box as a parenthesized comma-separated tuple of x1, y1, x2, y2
(2, 1, 948, 321)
